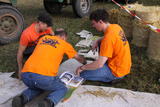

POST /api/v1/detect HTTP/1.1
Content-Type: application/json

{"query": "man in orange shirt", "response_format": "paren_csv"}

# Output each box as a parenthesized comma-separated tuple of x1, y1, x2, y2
(12, 30, 86, 107)
(17, 12, 54, 78)
(76, 9, 131, 82)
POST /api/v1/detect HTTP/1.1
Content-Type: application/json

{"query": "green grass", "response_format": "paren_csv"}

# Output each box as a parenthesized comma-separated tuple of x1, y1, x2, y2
(0, 0, 160, 94)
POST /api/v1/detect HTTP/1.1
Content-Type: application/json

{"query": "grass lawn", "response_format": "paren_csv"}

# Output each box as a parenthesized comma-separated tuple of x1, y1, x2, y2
(0, 0, 160, 94)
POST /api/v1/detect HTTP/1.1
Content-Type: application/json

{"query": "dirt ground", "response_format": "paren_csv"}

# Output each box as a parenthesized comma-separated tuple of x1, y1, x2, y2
(0, 0, 160, 94)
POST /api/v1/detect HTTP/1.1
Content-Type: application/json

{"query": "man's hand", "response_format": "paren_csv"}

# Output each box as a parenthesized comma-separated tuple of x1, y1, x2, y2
(74, 55, 86, 65)
(17, 45, 26, 75)
(76, 66, 83, 76)
(92, 40, 99, 51)
(92, 37, 103, 51)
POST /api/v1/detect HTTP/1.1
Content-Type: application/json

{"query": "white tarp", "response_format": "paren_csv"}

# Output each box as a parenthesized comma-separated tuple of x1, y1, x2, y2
(58, 59, 160, 107)
(58, 59, 83, 75)
(0, 72, 27, 107)
(57, 85, 160, 107)
(0, 59, 160, 107)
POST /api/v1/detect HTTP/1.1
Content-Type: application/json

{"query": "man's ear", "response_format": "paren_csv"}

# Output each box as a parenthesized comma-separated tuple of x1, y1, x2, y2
(61, 36, 66, 40)
(99, 20, 103, 24)
(38, 21, 42, 25)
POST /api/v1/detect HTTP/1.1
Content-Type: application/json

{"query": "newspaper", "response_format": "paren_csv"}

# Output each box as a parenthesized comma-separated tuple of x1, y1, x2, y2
(60, 72, 84, 88)
(76, 30, 93, 40)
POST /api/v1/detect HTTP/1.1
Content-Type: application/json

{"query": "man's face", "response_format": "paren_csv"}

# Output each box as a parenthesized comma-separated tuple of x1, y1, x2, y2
(59, 35, 67, 41)
(62, 35, 67, 41)
(39, 22, 48, 32)
(91, 20, 103, 32)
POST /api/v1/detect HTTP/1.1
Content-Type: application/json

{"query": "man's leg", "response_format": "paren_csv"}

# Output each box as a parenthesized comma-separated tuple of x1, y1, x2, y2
(12, 72, 43, 107)
(80, 64, 120, 82)
(22, 72, 44, 102)
(28, 73, 67, 106)
(46, 77, 68, 105)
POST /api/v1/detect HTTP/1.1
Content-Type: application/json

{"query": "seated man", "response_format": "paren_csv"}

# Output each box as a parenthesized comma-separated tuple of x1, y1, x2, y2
(76, 9, 132, 83)
(12, 30, 86, 107)
(17, 12, 54, 79)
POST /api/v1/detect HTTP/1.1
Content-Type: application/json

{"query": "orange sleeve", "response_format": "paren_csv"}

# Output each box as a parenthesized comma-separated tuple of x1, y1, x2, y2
(65, 43, 77, 59)
(100, 34, 114, 58)
(20, 32, 29, 46)
(45, 27, 53, 34)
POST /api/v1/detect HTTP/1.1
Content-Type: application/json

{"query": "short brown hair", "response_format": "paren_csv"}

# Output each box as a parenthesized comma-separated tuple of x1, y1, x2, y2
(37, 12, 53, 27)
(90, 9, 109, 23)
(55, 29, 67, 37)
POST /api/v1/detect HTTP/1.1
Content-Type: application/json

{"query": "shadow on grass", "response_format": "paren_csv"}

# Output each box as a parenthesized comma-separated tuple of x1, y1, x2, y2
(138, 0, 160, 6)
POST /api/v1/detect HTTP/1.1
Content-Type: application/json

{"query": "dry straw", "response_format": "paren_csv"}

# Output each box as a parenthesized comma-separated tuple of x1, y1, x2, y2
(147, 29, 160, 61)
(134, 4, 160, 23)
(136, 10, 160, 23)
(131, 20, 150, 47)
(118, 9, 135, 38)
(108, 9, 120, 24)
(152, 21, 160, 29)
(126, 3, 160, 23)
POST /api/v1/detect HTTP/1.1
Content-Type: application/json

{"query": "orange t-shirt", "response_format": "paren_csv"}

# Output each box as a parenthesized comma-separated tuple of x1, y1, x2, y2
(20, 23, 52, 47)
(100, 24, 131, 77)
(22, 35, 77, 76)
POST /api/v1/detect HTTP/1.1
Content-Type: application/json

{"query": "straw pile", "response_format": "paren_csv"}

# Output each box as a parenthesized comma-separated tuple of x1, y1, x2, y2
(152, 21, 160, 29)
(124, 4, 160, 23)
(108, 9, 120, 24)
(129, 4, 160, 23)
(136, 11, 160, 23)
(131, 20, 150, 47)
(118, 9, 135, 38)
(147, 30, 160, 61)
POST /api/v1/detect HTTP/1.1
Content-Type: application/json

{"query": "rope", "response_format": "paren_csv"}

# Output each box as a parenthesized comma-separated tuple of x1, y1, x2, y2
(111, 0, 160, 33)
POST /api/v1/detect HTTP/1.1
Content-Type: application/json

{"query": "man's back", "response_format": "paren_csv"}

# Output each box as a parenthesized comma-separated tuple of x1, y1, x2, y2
(20, 23, 52, 47)
(100, 24, 131, 77)
(22, 35, 77, 76)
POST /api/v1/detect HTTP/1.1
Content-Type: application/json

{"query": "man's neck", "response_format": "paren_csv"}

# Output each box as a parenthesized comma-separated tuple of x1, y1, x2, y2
(57, 36, 66, 41)
(35, 23, 40, 33)
(103, 23, 110, 33)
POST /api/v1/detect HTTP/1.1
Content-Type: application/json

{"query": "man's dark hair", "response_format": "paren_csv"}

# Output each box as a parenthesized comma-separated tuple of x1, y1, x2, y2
(89, 9, 109, 22)
(55, 29, 67, 37)
(37, 12, 53, 27)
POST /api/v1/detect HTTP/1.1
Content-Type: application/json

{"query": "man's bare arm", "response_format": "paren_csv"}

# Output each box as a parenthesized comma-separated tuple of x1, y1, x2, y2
(92, 37, 103, 50)
(49, 27, 55, 35)
(17, 45, 26, 78)
(76, 56, 108, 75)
(74, 54, 86, 65)
(81, 56, 108, 70)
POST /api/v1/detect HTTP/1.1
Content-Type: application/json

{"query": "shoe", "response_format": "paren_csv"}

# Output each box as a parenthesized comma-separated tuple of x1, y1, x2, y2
(12, 96, 23, 107)
(38, 99, 54, 107)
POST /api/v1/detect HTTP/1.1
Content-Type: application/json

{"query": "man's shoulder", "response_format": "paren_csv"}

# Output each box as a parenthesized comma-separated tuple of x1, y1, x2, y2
(109, 24, 122, 30)
(106, 24, 122, 35)
(22, 23, 35, 35)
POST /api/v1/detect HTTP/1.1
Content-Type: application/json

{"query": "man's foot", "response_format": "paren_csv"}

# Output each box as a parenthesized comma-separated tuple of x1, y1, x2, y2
(12, 96, 24, 107)
(38, 99, 54, 107)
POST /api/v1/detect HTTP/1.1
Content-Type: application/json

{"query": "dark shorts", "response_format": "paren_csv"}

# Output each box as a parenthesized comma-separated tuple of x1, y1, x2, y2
(23, 45, 36, 59)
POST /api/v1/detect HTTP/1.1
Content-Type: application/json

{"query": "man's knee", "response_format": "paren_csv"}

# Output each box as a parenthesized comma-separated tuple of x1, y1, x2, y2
(55, 82, 68, 94)
(61, 85, 68, 94)
(80, 71, 87, 78)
